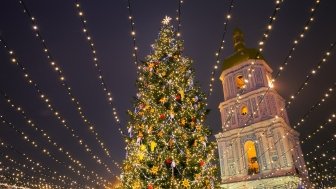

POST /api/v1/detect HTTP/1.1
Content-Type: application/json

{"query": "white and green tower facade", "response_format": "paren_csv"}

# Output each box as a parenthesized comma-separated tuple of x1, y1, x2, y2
(215, 29, 310, 188)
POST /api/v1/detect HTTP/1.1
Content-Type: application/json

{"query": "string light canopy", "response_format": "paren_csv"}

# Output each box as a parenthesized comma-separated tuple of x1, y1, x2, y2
(17, 0, 117, 161)
(0, 114, 109, 187)
(0, 36, 121, 172)
(208, 0, 235, 95)
(0, 140, 83, 188)
(0, 0, 334, 187)
(0, 91, 114, 176)
(74, 0, 122, 126)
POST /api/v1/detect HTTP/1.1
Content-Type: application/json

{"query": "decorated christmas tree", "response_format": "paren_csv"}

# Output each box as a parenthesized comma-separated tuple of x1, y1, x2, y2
(121, 16, 217, 189)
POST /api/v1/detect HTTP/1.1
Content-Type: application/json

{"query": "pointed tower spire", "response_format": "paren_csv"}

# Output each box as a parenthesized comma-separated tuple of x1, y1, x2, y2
(222, 28, 265, 71)
(233, 28, 246, 52)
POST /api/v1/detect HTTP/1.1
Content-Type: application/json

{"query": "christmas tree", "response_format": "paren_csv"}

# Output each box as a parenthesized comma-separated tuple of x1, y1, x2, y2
(121, 16, 217, 189)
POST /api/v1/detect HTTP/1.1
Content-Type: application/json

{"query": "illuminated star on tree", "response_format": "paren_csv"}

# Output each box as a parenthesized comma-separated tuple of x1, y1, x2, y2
(162, 16, 172, 25)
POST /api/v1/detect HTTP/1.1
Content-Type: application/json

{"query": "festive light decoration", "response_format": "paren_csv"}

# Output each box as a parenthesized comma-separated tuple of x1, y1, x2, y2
(126, 0, 139, 66)
(121, 18, 217, 188)
(301, 113, 336, 143)
(0, 153, 73, 189)
(293, 82, 336, 129)
(208, 0, 235, 95)
(0, 36, 121, 171)
(176, 0, 183, 35)
(0, 91, 114, 176)
(0, 183, 30, 189)
(0, 166, 34, 188)
(74, 0, 122, 127)
(17, 0, 119, 162)
(274, 0, 320, 78)
(0, 116, 109, 187)
(306, 136, 336, 157)
(286, 42, 335, 108)
(0, 140, 83, 188)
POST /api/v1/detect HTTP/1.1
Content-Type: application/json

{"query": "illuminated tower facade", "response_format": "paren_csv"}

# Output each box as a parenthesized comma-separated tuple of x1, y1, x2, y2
(215, 29, 310, 188)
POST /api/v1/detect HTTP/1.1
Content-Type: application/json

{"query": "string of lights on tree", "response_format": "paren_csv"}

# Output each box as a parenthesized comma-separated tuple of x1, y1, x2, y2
(0, 35, 121, 172)
(18, 0, 119, 163)
(73, 0, 122, 126)
(121, 18, 218, 189)
(0, 140, 83, 188)
(0, 91, 114, 176)
(293, 82, 336, 129)
(208, 0, 234, 95)
(0, 114, 109, 187)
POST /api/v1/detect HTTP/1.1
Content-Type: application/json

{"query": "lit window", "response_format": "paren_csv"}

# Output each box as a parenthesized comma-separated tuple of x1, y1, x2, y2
(241, 106, 248, 115)
(244, 141, 260, 175)
(235, 75, 246, 89)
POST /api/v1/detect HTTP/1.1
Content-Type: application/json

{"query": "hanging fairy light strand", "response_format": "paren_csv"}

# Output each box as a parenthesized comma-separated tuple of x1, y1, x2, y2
(293, 82, 336, 129)
(0, 115, 108, 187)
(18, 0, 119, 160)
(73, 1, 122, 126)
(0, 140, 83, 188)
(126, 0, 139, 66)
(306, 135, 336, 156)
(0, 36, 121, 170)
(274, 0, 320, 78)
(0, 153, 72, 189)
(286, 42, 335, 108)
(0, 166, 35, 189)
(0, 91, 114, 176)
(301, 112, 336, 143)
(176, 0, 183, 35)
(208, 0, 235, 95)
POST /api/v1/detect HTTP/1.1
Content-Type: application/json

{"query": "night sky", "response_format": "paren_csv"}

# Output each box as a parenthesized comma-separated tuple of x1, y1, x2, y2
(0, 0, 336, 188)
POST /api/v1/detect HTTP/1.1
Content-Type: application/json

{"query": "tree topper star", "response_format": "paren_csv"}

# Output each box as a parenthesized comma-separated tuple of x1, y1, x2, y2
(162, 16, 172, 25)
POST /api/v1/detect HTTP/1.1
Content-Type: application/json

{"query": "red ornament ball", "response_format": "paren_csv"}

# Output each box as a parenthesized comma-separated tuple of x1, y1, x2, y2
(165, 158, 172, 165)
(175, 94, 181, 101)
(199, 160, 205, 167)
(159, 114, 165, 119)
(147, 184, 153, 189)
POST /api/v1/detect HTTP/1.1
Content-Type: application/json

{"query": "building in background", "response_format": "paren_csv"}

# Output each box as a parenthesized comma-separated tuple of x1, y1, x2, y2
(215, 29, 310, 188)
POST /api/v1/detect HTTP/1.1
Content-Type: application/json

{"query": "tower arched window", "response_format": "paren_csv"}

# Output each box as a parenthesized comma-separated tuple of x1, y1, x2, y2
(235, 75, 246, 89)
(241, 105, 248, 115)
(244, 141, 260, 175)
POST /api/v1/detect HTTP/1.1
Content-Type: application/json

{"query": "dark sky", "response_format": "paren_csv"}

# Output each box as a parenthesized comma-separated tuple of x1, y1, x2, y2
(0, 0, 336, 187)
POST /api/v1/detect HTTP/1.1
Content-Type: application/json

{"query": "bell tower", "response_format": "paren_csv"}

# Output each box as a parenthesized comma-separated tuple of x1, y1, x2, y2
(215, 29, 310, 188)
